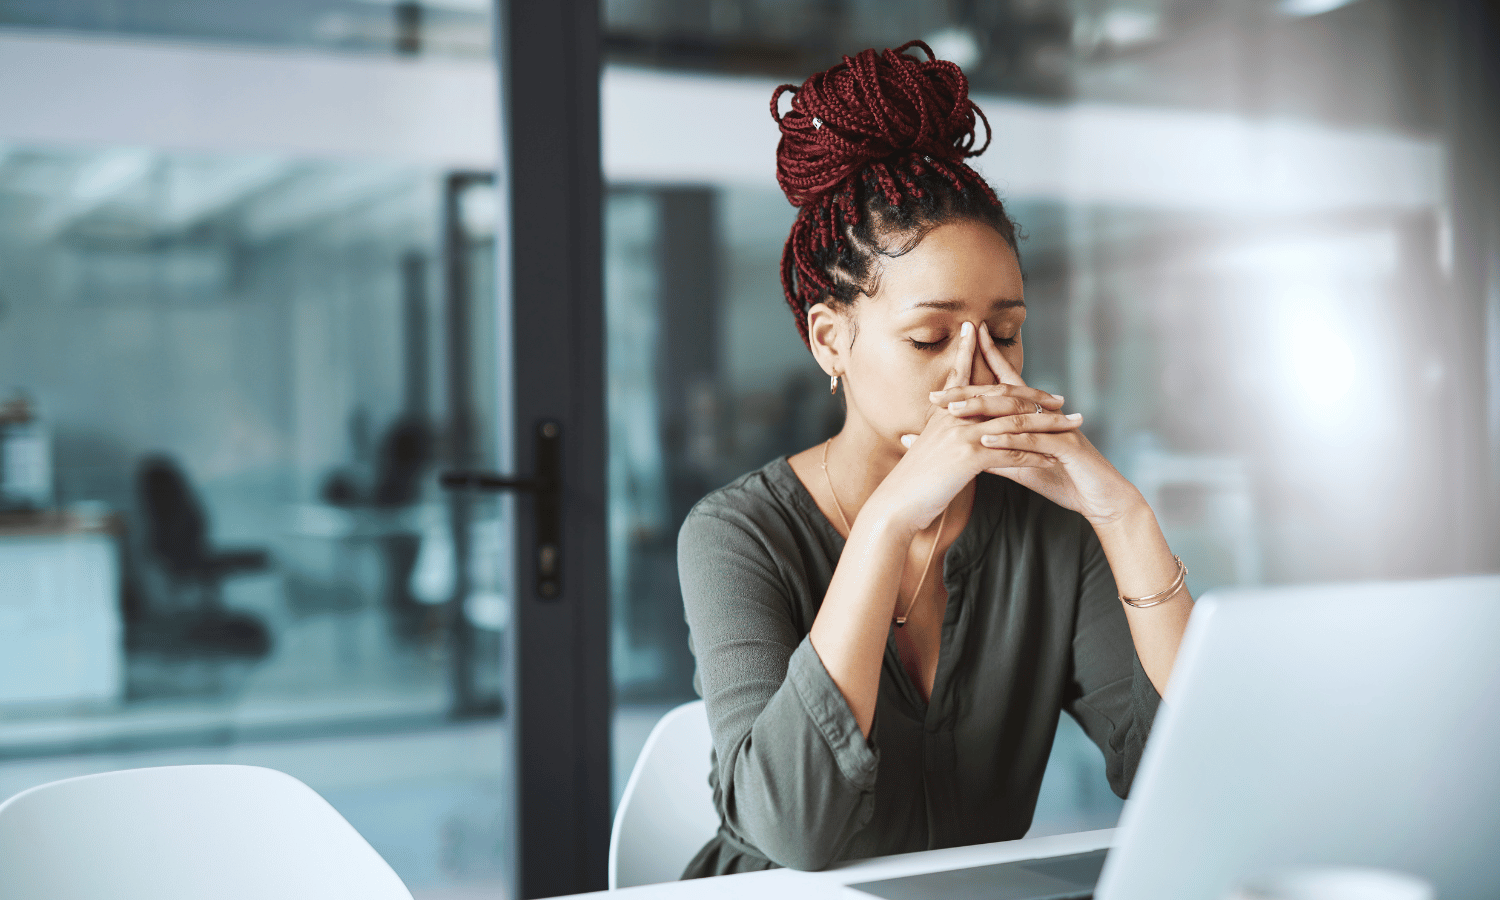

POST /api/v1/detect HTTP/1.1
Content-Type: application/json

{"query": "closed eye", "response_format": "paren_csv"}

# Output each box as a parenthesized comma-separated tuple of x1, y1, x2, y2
(908, 332, 1019, 352)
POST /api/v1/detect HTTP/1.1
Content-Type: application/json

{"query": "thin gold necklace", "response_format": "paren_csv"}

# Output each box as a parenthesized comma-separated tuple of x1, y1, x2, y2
(821, 437, 950, 628)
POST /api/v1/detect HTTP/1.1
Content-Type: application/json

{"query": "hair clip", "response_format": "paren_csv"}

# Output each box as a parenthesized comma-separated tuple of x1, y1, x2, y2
(812, 117, 823, 130)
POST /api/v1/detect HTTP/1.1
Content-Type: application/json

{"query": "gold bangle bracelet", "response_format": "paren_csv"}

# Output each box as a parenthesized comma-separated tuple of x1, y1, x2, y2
(1120, 555, 1188, 608)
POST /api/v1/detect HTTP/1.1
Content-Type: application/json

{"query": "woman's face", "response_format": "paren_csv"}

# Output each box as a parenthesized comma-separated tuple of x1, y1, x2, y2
(813, 218, 1026, 446)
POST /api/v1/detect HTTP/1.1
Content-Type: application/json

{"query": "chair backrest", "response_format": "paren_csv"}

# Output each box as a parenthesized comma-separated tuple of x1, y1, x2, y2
(0, 765, 412, 900)
(138, 454, 210, 573)
(608, 700, 719, 890)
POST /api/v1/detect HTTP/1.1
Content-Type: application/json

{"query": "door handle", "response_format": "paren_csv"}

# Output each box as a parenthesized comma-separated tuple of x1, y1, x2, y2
(441, 419, 562, 599)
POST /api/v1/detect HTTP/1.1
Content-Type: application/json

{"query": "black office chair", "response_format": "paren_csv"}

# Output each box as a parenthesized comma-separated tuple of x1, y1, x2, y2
(135, 455, 273, 658)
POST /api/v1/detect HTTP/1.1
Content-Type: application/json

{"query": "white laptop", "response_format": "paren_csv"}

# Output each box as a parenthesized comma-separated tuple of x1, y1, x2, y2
(849, 575, 1500, 900)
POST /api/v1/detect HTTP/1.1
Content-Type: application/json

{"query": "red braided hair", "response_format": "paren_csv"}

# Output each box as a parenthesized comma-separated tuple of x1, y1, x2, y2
(770, 41, 1016, 347)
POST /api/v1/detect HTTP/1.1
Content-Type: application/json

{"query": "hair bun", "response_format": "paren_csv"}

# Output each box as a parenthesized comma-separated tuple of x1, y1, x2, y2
(771, 40, 991, 207)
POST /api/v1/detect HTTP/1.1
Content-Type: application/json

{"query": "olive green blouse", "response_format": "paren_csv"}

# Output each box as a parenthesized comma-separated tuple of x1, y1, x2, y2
(677, 457, 1160, 877)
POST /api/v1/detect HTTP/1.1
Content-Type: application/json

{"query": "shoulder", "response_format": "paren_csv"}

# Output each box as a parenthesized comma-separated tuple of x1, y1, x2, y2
(683, 457, 813, 530)
(679, 457, 817, 558)
(677, 459, 831, 628)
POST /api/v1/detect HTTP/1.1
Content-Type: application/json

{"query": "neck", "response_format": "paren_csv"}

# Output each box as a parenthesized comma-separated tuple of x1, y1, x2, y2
(824, 420, 904, 520)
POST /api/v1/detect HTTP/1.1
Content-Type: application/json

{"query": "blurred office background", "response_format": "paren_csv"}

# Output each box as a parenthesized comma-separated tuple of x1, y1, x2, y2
(0, 0, 1495, 895)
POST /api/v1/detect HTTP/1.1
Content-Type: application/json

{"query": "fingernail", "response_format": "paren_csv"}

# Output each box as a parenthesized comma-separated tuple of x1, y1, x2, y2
(900, 434, 916, 448)
(960, 322, 972, 337)
(1050, 393, 1065, 403)
(981, 434, 999, 447)
(948, 400, 967, 412)
(1066, 413, 1083, 421)
(928, 391, 944, 401)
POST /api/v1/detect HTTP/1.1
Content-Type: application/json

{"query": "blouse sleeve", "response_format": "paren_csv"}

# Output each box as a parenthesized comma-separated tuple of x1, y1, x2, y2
(1062, 520, 1162, 798)
(678, 503, 879, 871)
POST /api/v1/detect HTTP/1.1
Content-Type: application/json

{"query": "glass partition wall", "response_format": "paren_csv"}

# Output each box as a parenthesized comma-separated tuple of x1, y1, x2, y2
(0, 0, 492, 58)
(602, 0, 1497, 836)
(0, 145, 508, 893)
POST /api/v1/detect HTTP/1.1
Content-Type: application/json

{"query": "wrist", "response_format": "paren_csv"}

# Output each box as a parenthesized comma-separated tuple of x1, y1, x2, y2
(1088, 492, 1154, 537)
(1091, 499, 1181, 598)
(845, 478, 921, 538)
(1085, 487, 1151, 531)
(850, 500, 922, 544)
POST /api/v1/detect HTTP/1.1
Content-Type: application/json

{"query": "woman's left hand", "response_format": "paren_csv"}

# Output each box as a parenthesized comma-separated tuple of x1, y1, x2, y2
(924, 324, 1147, 527)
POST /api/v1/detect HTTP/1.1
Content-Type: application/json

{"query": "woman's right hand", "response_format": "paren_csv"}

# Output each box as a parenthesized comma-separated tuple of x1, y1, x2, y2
(864, 321, 1075, 534)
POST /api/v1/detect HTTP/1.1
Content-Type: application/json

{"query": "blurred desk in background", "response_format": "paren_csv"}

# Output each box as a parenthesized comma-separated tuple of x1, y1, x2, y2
(282, 502, 437, 615)
(0, 510, 123, 707)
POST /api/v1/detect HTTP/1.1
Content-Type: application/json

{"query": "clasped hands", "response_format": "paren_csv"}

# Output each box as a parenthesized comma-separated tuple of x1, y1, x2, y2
(896, 320, 1146, 528)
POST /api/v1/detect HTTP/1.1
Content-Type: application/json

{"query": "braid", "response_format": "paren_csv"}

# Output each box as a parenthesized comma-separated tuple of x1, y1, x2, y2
(771, 41, 1018, 347)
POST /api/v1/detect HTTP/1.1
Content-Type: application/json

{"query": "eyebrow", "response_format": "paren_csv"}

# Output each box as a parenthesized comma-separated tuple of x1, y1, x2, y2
(903, 298, 1026, 313)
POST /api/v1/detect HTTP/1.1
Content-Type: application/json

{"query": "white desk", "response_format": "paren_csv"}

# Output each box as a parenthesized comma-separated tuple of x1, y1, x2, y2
(0, 513, 122, 706)
(582, 829, 1114, 899)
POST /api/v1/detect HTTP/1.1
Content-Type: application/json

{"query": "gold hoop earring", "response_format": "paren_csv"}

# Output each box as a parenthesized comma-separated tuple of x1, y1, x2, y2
(830, 374, 840, 396)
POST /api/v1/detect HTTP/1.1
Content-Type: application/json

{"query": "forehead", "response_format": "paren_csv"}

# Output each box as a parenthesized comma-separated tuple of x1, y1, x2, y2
(864, 220, 1024, 315)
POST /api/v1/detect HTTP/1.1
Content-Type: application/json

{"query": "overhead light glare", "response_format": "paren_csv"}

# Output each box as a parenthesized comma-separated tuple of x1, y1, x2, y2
(925, 27, 981, 71)
(1100, 8, 1159, 46)
(1287, 312, 1357, 403)
(1278, 0, 1361, 17)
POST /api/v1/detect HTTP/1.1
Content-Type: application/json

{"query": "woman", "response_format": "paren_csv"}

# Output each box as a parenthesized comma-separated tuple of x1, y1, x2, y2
(678, 41, 1193, 877)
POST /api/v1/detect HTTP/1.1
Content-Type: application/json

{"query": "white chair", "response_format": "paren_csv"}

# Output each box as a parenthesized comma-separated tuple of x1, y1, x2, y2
(609, 700, 720, 889)
(0, 764, 412, 900)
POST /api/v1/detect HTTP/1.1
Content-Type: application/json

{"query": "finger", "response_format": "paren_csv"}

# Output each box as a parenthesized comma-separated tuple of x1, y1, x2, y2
(978, 322, 1026, 388)
(929, 384, 1064, 411)
(975, 411, 1084, 434)
(979, 431, 1080, 455)
(942, 321, 977, 392)
(943, 393, 1034, 418)
(969, 325, 1000, 387)
(943, 394, 1073, 419)
(978, 447, 1052, 468)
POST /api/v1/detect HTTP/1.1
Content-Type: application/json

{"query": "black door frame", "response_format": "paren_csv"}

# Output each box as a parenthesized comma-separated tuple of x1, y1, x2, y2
(497, 0, 611, 896)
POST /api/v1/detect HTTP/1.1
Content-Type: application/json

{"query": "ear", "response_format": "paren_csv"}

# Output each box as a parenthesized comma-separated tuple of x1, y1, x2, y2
(806, 302, 847, 376)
